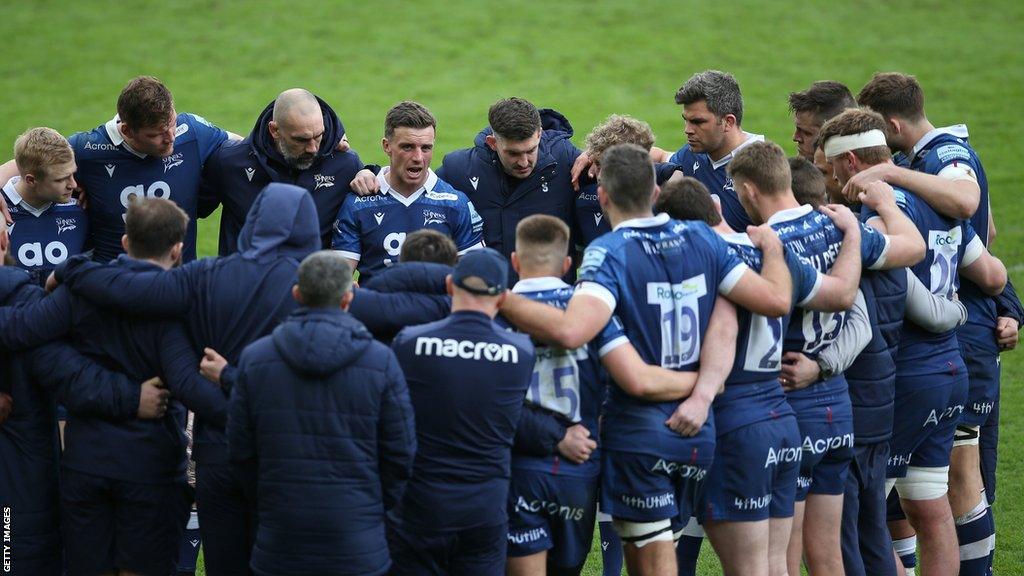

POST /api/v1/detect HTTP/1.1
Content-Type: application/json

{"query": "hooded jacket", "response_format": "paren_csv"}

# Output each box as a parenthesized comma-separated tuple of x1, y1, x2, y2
(199, 96, 363, 254)
(228, 308, 415, 576)
(350, 262, 452, 342)
(58, 183, 321, 464)
(437, 109, 581, 274)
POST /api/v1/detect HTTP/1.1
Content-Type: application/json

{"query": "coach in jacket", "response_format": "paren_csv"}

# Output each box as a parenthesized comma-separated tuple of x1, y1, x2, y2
(200, 88, 363, 254)
(228, 251, 416, 576)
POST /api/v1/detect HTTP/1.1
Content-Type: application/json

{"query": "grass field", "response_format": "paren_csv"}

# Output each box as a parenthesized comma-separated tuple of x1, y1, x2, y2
(2, 1, 1022, 573)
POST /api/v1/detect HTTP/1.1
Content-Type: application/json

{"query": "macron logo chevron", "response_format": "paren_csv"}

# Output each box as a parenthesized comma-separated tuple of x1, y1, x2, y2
(593, 213, 604, 226)
(105, 164, 116, 177)
(374, 212, 385, 225)
(470, 176, 479, 190)
(245, 167, 255, 182)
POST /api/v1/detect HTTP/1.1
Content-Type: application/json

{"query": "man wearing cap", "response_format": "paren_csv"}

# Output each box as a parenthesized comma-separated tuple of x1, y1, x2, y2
(388, 248, 535, 575)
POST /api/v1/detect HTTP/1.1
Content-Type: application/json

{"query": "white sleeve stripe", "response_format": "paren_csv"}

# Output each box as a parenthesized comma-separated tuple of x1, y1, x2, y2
(937, 163, 978, 183)
(457, 242, 485, 255)
(797, 271, 823, 307)
(867, 235, 891, 270)
(336, 250, 361, 262)
(961, 236, 984, 268)
(598, 335, 630, 357)
(718, 262, 749, 295)
(575, 282, 617, 313)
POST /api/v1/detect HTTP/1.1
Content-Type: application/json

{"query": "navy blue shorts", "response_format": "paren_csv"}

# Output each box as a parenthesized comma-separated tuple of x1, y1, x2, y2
(699, 415, 801, 523)
(389, 521, 507, 576)
(959, 342, 1000, 426)
(887, 375, 967, 479)
(794, 416, 854, 501)
(841, 442, 896, 576)
(60, 469, 190, 576)
(506, 469, 597, 568)
(599, 446, 714, 526)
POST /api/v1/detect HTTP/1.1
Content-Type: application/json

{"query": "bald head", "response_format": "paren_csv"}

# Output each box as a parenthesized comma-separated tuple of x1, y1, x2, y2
(269, 89, 325, 170)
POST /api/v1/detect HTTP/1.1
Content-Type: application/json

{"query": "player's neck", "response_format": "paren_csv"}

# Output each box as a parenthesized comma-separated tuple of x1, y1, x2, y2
(516, 269, 562, 282)
(708, 129, 748, 163)
(384, 170, 423, 197)
(713, 221, 735, 235)
(898, 118, 935, 156)
(760, 191, 801, 220)
(451, 294, 498, 318)
(14, 178, 51, 211)
(608, 208, 652, 229)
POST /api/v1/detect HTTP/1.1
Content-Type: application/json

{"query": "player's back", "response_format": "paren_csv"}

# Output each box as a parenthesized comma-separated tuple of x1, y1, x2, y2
(391, 311, 534, 531)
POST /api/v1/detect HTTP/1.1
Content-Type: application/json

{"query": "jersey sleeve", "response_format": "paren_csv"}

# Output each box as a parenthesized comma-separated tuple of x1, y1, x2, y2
(858, 221, 891, 271)
(183, 113, 229, 163)
(453, 197, 485, 254)
(595, 314, 628, 357)
(930, 143, 980, 183)
(575, 243, 621, 313)
(331, 198, 362, 262)
(960, 221, 984, 268)
(704, 229, 750, 295)
(785, 248, 823, 307)
(668, 147, 685, 166)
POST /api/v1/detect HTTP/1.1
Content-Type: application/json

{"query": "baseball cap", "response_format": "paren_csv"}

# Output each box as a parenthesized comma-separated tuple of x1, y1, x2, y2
(452, 248, 508, 296)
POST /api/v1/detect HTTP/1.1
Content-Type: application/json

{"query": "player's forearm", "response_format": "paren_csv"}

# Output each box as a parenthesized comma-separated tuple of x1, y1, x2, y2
(904, 269, 966, 332)
(650, 146, 672, 163)
(691, 297, 738, 399)
(601, 344, 698, 401)
(888, 166, 979, 220)
(757, 248, 794, 317)
(817, 289, 871, 375)
(502, 292, 592, 349)
(876, 206, 926, 268)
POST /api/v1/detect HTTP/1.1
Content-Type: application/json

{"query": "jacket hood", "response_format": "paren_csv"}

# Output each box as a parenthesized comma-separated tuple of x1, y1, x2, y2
(0, 266, 32, 304)
(237, 183, 320, 263)
(361, 262, 452, 294)
(472, 108, 575, 150)
(249, 95, 345, 170)
(272, 308, 372, 377)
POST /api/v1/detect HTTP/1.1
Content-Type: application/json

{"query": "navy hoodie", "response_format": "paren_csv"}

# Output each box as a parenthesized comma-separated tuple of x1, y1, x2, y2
(199, 96, 363, 254)
(438, 109, 581, 274)
(57, 183, 321, 464)
(0, 262, 228, 484)
(229, 308, 415, 576)
(349, 262, 452, 342)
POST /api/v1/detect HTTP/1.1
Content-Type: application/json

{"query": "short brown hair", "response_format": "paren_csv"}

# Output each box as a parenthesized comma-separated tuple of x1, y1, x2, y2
(384, 101, 436, 139)
(857, 72, 925, 121)
(585, 115, 656, 160)
(818, 109, 891, 165)
(675, 70, 744, 125)
(488, 97, 541, 141)
(14, 127, 74, 179)
(400, 229, 458, 266)
(728, 141, 790, 195)
(124, 197, 189, 260)
(599, 144, 656, 213)
(788, 81, 856, 127)
(789, 157, 826, 208)
(654, 177, 720, 226)
(515, 215, 570, 272)
(117, 76, 175, 131)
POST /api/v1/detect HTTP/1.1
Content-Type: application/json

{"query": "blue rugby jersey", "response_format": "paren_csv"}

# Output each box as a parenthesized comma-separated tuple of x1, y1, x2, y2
(897, 126, 995, 353)
(67, 113, 228, 263)
(865, 187, 982, 381)
(713, 233, 822, 434)
(2, 177, 89, 287)
(768, 204, 889, 410)
(668, 134, 764, 231)
(508, 277, 626, 478)
(332, 168, 483, 282)
(574, 214, 748, 458)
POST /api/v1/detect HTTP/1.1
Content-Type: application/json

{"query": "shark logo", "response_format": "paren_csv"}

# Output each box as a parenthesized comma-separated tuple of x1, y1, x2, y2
(470, 176, 479, 190)
(162, 153, 184, 173)
(245, 167, 255, 182)
(314, 174, 335, 190)
(423, 209, 446, 226)
(593, 213, 604, 227)
(105, 164, 116, 177)
(374, 212, 385, 225)
(56, 217, 77, 235)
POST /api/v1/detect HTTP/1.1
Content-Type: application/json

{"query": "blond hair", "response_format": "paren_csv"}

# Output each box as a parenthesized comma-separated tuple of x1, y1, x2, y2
(14, 127, 74, 178)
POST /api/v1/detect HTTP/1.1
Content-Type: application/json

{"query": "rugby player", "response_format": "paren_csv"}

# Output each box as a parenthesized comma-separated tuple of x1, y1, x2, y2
(332, 101, 483, 282)
(788, 81, 857, 160)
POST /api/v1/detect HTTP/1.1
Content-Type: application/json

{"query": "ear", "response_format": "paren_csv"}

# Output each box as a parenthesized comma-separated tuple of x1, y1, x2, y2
(561, 255, 572, 276)
(381, 137, 391, 156)
(170, 242, 183, 265)
(268, 120, 280, 140)
(651, 185, 661, 207)
(723, 113, 738, 131)
(118, 122, 132, 140)
(485, 134, 498, 152)
(445, 274, 454, 297)
(340, 290, 354, 311)
(495, 291, 508, 309)
(888, 117, 901, 136)
(22, 172, 37, 186)
(291, 285, 303, 305)
(597, 185, 609, 209)
(711, 195, 724, 219)
(121, 234, 130, 253)
(510, 252, 521, 275)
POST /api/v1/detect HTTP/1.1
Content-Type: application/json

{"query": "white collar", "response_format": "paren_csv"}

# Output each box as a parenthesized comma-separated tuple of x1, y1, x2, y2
(378, 167, 438, 207)
(104, 114, 147, 158)
(766, 203, 814, 225)
(613, 212, 670, 231)
(720, 231, 753, 246)
(911, 124, 970, 159)
(710, 132, 765, 170)
(2, 176, 51, 217)
(512, 276, 570, 293)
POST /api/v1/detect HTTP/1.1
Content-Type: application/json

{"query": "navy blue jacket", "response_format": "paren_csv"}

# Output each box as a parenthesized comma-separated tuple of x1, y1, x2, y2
(229, 307, 415, 576)
(844, 269, 906, 444)
(0, 268, 143, 575)
(390, 311, 534, 531)
(438, 109, 581, 272)
(57, 183, 320, 464)
(0, 260, 227, 484)
(200, 96, 363, 254)
(350, 262, 451, 342)
(995, 278, 1024, 323)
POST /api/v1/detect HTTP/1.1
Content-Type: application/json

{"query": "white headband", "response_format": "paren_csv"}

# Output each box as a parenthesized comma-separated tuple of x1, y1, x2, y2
(823, 129, 888, 159)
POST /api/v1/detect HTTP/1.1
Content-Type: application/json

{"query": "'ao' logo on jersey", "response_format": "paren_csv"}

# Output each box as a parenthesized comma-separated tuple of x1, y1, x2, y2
(120, 181, 171, 221)
(163, 152, 184, 173)
(18, 241, 69, 267)
(422, 209, 446, 226)
(414, 336, 520, 363)
(383, 232, 405, 256)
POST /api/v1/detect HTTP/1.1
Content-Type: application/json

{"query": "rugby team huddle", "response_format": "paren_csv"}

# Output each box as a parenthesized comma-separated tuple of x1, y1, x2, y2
(0, 70, 1018, 576)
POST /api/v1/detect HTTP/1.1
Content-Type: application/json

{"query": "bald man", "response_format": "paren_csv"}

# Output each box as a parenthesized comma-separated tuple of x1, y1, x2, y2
(199, 89, 365, 254)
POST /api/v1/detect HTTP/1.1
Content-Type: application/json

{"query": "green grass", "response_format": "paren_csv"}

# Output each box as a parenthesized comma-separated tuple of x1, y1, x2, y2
(3, 1, 1022, 573)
